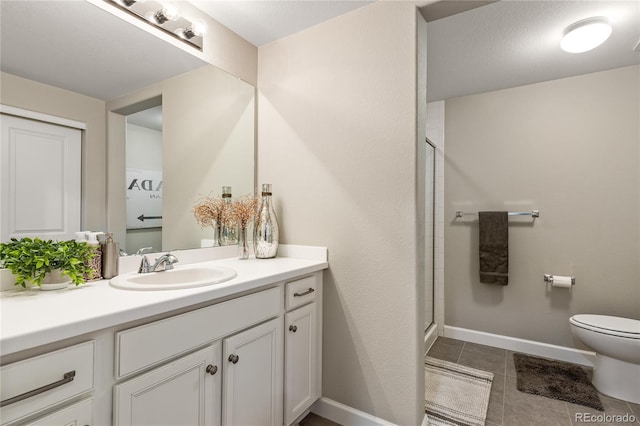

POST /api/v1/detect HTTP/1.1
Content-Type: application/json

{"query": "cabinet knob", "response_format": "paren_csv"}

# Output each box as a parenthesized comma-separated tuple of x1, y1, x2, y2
(289, 325, 298, 333)
(228, 354, 239, 364)
(206, 364, 218, 375)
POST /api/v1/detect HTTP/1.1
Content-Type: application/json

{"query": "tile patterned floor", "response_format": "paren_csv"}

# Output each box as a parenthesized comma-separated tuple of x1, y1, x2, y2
(298, 412, 341, 426)
(298, 336, 640, 426)
(427, 337, 640, 426)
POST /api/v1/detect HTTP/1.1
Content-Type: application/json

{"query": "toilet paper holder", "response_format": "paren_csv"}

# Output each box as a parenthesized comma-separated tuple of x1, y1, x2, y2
(544, 274, 575, 285)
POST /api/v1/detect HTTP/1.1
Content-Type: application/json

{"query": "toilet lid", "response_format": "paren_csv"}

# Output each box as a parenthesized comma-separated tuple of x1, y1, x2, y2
(571, 315, 640, 336)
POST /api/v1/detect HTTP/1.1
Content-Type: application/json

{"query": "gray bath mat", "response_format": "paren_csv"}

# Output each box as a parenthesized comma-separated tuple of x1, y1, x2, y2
(513, 353, 603, 411)
(425, 356, 493, 425)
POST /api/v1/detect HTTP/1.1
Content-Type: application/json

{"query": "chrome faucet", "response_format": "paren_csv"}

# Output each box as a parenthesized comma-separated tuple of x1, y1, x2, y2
(138, 253, 179, 273)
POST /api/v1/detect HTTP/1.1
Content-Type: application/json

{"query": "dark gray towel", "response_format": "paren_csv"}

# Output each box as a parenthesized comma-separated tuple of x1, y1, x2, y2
(479, 211, 508, 285)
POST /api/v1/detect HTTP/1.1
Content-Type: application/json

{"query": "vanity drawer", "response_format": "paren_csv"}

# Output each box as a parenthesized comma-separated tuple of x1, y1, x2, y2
(286, 275, 317, 311)
(0, 341, 95, 425)
(24, 397, 93, 426)
(116, 286, 282, 378)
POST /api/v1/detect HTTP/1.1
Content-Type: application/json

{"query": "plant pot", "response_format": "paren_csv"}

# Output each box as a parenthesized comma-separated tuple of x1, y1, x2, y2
(36, 269, 71, 291)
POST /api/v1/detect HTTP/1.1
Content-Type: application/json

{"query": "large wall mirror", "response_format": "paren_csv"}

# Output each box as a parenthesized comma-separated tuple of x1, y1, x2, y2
(0, 1, 255, 253)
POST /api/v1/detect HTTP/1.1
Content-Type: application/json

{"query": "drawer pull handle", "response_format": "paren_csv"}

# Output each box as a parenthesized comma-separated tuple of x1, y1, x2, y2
(289, 325, 298, 333)
(228, 354, 239, 364)
(206, 364, 218, 375)
(0, 370, 76, 407)
(293, 288, 315, 297)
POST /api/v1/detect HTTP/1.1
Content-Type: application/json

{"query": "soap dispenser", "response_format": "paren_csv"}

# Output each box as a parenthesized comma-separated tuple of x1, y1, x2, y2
(102, 233, 119, 279)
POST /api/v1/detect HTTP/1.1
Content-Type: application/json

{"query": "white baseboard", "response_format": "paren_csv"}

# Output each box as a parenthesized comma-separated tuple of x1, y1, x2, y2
(424, 323, 438, 354)
(311, 397, 397, 426)
(444, 325, 596, 367)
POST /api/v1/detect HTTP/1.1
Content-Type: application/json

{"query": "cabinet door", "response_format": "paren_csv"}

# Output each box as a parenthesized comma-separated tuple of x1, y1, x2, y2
(114, 344, 222, 426)
(222, 317, 283, 426)
(284, 303, 317, 425)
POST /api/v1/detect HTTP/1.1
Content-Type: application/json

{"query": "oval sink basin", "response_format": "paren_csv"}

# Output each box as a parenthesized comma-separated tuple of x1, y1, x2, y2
(109, 266, 237, 290)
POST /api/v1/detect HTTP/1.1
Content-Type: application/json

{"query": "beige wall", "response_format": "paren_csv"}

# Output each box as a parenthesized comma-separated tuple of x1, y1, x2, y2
(444, 65, 640, 348)
(257, 3, 425, 424)
(0, 72, 107, 232)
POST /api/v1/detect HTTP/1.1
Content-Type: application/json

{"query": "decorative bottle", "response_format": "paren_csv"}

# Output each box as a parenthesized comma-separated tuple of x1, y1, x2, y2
(254, 183, 279, 259)
(221, 186, 238, 246)
(85, 232, 103, 281)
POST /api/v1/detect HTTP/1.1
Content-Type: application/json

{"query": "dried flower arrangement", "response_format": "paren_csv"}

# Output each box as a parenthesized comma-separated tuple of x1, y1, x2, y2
(193, 195, 233, 246)
(230, 195, 258, 229)
(230, 195, 258, 259)
(193, 195, 229, 229)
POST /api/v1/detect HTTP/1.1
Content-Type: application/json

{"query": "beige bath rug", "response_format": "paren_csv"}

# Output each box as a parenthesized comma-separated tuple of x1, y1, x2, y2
(425, 356, 494, 426)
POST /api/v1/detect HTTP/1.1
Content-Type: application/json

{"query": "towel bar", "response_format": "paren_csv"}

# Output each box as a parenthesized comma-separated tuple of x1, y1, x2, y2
(455, 210, 539, 218)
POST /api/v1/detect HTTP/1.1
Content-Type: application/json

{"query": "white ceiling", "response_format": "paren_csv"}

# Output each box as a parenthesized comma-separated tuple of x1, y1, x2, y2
(426, 0, 640, 101)
(190, 0, 374, 47)
(0, 1, 206, 101)
(1, 1, 637, 105)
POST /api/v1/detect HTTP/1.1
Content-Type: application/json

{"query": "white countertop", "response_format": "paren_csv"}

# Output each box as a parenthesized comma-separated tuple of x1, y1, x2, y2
(0, 246, 328, 357)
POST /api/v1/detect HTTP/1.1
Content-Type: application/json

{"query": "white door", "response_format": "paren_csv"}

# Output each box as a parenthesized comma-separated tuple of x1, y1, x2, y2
(284, 303, 318, 425)
(113, 344, 222, 426)
(0, 114, 81, 241)
(223, 317, 283, 426)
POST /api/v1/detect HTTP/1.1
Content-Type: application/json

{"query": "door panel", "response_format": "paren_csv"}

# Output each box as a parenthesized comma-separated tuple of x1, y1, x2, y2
(113, 344, 221, 426)
(223, 317, 283, 426)
(1, 114, 81, 241)
(285, 303, 317, 425)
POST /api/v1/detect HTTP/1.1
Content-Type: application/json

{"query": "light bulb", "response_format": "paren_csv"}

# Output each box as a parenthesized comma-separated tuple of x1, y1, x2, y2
(190, 20, 207, 37)
(561, 17, 612, 53)
(152, 4, 180, 24)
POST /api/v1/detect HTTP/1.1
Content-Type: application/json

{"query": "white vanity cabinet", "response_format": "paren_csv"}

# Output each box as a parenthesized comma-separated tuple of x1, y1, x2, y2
(284, 275, 322, 426)
(0, 256, 326, 426)
(112, 284, 290, 426)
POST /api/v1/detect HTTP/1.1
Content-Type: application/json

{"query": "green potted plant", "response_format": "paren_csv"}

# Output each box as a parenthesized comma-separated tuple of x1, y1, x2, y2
(0, 237, 96, 289)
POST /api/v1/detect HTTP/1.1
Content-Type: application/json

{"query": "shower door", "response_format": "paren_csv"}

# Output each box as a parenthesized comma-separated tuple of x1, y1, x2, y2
(425, 139, 435, 331)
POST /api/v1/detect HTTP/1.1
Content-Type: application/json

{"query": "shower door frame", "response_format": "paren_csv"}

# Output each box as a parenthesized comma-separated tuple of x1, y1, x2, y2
(424, 137, 436, 333)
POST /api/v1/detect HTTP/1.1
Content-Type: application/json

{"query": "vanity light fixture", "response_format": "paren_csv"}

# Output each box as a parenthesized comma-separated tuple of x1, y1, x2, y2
(561, 17, 612, 53)
(106, 0, 205, 50)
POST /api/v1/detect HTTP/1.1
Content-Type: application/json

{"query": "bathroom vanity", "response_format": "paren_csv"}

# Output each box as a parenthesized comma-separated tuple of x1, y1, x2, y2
(0, 246, 327, 426)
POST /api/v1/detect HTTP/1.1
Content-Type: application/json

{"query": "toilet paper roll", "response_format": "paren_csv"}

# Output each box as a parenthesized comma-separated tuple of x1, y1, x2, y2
(552, 275, 573, 288)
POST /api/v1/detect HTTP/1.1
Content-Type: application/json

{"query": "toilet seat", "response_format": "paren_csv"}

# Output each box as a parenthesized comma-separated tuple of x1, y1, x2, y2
(570, 315, 640, 339)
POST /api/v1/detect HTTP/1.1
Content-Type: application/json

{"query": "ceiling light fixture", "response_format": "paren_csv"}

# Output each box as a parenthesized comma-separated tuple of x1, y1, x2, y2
(561, 17, 612, 53)
(106, 0, 205, 50)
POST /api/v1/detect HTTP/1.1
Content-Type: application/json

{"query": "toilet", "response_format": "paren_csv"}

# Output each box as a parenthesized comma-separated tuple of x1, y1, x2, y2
(569, 314, 640, 404)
